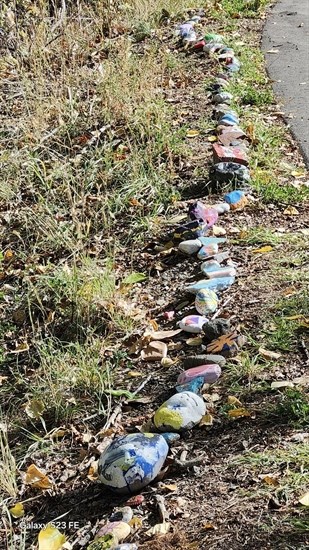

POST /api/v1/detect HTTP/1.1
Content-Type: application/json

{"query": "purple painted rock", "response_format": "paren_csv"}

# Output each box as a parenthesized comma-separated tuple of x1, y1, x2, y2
(189, 201, 218, 227)
(178, 314, 209, 333)
(197, 243, 219, 260)
(177, 364, 221, 385)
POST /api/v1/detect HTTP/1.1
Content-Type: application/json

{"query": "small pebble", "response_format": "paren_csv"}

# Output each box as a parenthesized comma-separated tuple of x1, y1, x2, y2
(178, 239, 202, 255)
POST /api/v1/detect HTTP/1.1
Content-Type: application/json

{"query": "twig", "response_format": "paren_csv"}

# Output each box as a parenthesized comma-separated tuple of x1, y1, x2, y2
(102, 404, 123, 432)
(154, 494, 169, 522)
(172, 455, 205, 471)
(212, 295, 233, 319)
(132, 374, 152, 396)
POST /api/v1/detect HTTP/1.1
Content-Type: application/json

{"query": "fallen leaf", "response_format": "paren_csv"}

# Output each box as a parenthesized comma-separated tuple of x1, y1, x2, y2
(271, 381, 294, 389)
(284, 314, 303, 320)
(292, 376, 309, 386)
(161, 357, 177, 367)
(9, 502, 24, 518)
(291, 170, 304, 177)
(199, 413, 214, 426)
(208, 135, 217, 142)
(186, 336, 203, 346)
(148, 319, 159, 331)
(252, 246, 273, 254)
(128, 517, 143, 529)
(129, 198, 142, 207)
(227, 396, 242, 406)
(262, 475, 280, 487)
(203, 522, 217, 530)
(228, 407, 251, 418)
(87, 461, 98, 481)
(10, 342, 29, 354)
(25, 399, 45, 419)
(38, 525, 66, 550)
(186, 129, 199, 138)
(0, 375, 8, 385)
(141, 341, 168, 361)
(299, 492, 309, 506)
(122, 272, 147, 285)
(146, 329, 182, 341)
(258, 347, 282, 360)
(25, 464, 53, 489)
(128, 370, 143, 377)
(105, 388, 136, 399)
(160, 483, 178, 492)
(146, 522, 171, 536)
(4, 249, 14, 262)
(283, 206, 299, 216)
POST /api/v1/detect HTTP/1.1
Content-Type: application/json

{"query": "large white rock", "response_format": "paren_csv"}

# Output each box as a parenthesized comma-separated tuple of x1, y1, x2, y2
(154, 391, 206, 432)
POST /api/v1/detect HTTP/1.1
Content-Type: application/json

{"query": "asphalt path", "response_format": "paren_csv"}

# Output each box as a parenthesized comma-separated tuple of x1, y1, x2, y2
(262, 0, 309, 166)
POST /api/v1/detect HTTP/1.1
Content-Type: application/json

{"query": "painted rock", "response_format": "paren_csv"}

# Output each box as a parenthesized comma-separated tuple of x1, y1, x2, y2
(178, 239, 202, 255)
(215, 78, 230, 88)
(183, 31, 197, 43)
(206, 332, 245, 357)
(183, 354, 226, 369)
(197, 243, 219, 260)
(204, 33, 224, 43)
(195, 288, 218, 315)
(213, 103, 232, 117)
(178, 315, 209, 333)
(213, 202, 230, 214)
(193, 39, 206, 50)
(213, 144, 248, 166)
(203, 42, 225, 54)
(177, 364, 221, 385)
(179, 23, 194, 38)
(176, 376, 205, 394)
(173, 219, 207, 241)
(203, 319, 231, 344)
(226, 58, 240, 72)
(189, 202, 218, 228)
(213, 92, 233, 104)
(154, 391, 206, 432)
(209, 162, 251, 186)
(114, 545, 139, 550)
(98, 433, 169, 494)
(224, 190, 248, 210)
(186, 277, 235, 294)
(110, 507, 133, 523)
(201, 261, 236, 279)
(219, 113, 240, 126)
(218, 128, 247, 147)
(214, 250, 231, 263)
(96, 521, 131, 541)
(199, 236, 226, 246)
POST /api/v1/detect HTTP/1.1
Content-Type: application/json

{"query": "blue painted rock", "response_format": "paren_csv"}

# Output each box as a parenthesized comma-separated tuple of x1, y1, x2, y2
(199, 236, 226, 246)
(176, 376, 205, 394)
(183, 354, 226, 368)
(98, 433, 169, 494)
(186, 277, 235, 294)
(178, 314, 209, 333)
(197, 243, 219, 260)
(224, 190, 248, 210)
(183, 31, 197, 43)
(189, 202, 218, 227)
(219, 113, 240, 126)
(177, 364, 221, 385)
(226, 58, 240, 72)
(213, 202, 231, 214)
(154, 391, 206, 431)
(178, 239, 202, 255)
(195, 288, 218, 315)
(206, 332, 245, 357)
(209, 162, 251, 185)
(201, 261, 236, 279)
(213, 92, 233, 104)
(114, 545, 138, 550)
(178, 23, 194, 38)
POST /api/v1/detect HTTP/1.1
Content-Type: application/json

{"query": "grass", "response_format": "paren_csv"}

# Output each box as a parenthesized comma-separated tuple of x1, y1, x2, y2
(270, 388, 309, 428)
(0, 422, 18, 499)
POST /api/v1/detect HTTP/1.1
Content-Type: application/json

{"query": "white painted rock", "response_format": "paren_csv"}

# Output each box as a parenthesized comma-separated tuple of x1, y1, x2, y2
(154, 391, 206, 432)
(178, 314, 208, 333)
(178, 239, 202, 255)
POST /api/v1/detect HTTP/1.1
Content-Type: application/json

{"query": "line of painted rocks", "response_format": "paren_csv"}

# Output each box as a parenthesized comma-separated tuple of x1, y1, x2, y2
(96, 18, 252, 549)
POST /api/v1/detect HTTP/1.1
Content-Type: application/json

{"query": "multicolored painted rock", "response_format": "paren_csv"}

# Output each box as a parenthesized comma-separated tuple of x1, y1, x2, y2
(195, 288, 218, 315)
(178, 314, 209, 333)
(154, 391, 206, 432)
(177, 364, 221, 385)
(209, 162, 251, 186)
(173, 219, 207, 242)
(189, 202, 218, 228)
(98, 433, 169, 494)
(224, 190, 248, 210)
(178, 239, 202, 255)
(206, 332, 246, 357)
(176, 376, 205, 394)
(201, 261, 236, 279)
(204, 33, 225, 43)
(186, 277, 235, 294)
(213, 203, 231, 214)
(197, 243, 219, 260)
(204, 42, 225, 54)
(183, 354, 226, 369)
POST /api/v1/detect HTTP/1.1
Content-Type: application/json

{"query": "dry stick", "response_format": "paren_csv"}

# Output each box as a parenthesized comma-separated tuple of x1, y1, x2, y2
(212, 295, 233, 319)
(154, 494, 169, 523)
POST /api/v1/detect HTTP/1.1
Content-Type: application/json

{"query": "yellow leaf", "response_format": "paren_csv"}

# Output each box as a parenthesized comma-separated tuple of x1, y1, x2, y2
(9, 502, 24, 518)
(186, 129, 199, 138)
(146, 522, 170, 536)
(284, 314, 303, 320)
(299, 492, 309, 506)
(203, 522, 216, 530)
(128, 370, 143, 377)
(283, 206, 299, 216)
(160, 483, 178, 492)
(291, 170, 304, 177)
(271, 380, 294, 389)
(228, 407, 251, 418)
(199, 413, 214, 426)
(148, 319, 159, 331)
(4, 249, 14, 262)
(186, 336, 203, 346)
(25, 399, 45, 419)
(227, 396, 242, 406)
(161, 357, 177, 367)
(10, 342, 29, 354)
(25, 464, 52, 489)
(38, 525, 66, 550)
(252, 246, 273, 254)
(208, 135, 217, 142)
(128, 517, 143, 529)
(262, 475, 279, 487)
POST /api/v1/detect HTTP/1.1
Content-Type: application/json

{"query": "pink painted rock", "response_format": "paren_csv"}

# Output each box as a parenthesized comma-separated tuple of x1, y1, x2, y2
(193, 39, 206, 50)
(212, 143, 249, 166)
(177, 364, 221, 385)
(189, 202, 218, 228)
(218, 128, 247, 147)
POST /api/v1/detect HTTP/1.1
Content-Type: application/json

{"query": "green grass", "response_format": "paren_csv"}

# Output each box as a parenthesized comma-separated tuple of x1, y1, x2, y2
(270, 389, 309, 428)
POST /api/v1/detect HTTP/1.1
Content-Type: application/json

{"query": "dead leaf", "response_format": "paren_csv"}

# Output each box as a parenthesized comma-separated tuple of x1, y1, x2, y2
(161, 357, 177, 367)
(227, 396, 242, 406)
(262, 475, 280, 487)
(10, 342, 29, 354)
(160, 483, 178, 492)
(299, 492, 309, 506)
(186, 336, 203, 346)
(284, 206, 299, 216)
(128, 370, 143, 377)
(87, 461, 98, 481)
(292, 376, 309, 386)
(9, 502, 25, 518)
(252, 246, 273, 254)
(146, 522, 171, 536)
(228, 408, 251, 418)
(199, 413, 214, 426)
(24, 464, 52, 489)
(291, 170, 304, 177)
(186, 130, 199, 138)
(203, 522, 217, 530)
(25, 399, 45, 419)
(141, 341, 168, 361)
(271, 381, 294, 389)
(0, 375, 8, 385)
(146, 329, 182, 341)
(258, 347, 282, 360)
(149, 319, 159, 331)
(208, 135, 217, 142)
(284, 314, 303, 320)
(4, 249, 14, 262)
(128, 517, 143, 529)
(38, 525, 66, 550)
